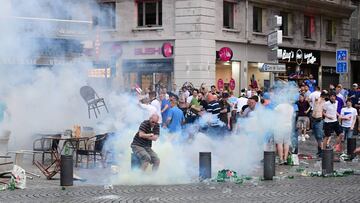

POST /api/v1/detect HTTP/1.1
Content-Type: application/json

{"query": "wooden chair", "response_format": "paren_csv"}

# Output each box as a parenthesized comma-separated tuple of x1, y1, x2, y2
(80, 86, 109, 118)
(75, 133, 108, 168)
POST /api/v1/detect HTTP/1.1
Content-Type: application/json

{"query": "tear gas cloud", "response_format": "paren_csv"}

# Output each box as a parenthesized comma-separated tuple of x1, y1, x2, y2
(0, 0, 298, 185)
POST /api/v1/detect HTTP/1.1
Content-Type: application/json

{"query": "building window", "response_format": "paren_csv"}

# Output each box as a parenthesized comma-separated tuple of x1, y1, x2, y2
(253, 7, 262, 33)
(98, 2, 116, 29)
(325, 20, 335, 42)
(223, 1, 234, 29)
(137, 0, 162, 27)
(304, 15, 315, 39)
(280, 12, 289, 36)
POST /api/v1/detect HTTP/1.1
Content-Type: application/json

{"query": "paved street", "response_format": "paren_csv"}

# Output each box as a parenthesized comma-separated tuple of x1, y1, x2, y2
(1, 135, 360, 203)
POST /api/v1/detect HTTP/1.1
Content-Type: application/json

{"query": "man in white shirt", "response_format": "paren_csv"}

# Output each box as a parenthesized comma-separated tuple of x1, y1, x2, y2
(309, 86, 321, 109)
(323, 92, 344, 152)
(340, 98, 358, 139)
(149, 91, 162, 124)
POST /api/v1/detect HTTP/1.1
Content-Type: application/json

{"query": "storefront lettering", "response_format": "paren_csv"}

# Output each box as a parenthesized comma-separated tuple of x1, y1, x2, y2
(304, 53, 316, 64)
(134, 47, 162, 56)
(282, 50, 294, 62)
(280, 48, 319, 65)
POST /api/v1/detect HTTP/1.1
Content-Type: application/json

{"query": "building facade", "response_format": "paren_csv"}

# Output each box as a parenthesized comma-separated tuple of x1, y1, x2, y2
(95, 0, 356, 94)
(350, 0, 360, 84)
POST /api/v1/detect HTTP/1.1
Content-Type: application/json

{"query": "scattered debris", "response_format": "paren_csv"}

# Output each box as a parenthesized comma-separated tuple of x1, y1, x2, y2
(222, 187, 232, 194)
(104, 184, 114, 190)
(149, 197, 160, 202)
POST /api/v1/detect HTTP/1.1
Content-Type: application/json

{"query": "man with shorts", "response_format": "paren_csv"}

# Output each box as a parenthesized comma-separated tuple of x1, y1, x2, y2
(323, 92, 344, 152)
(131, 114, 160, 171)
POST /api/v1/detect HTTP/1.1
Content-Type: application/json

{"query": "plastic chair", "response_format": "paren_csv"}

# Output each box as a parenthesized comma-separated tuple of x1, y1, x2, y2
(80, 86, 109, 119)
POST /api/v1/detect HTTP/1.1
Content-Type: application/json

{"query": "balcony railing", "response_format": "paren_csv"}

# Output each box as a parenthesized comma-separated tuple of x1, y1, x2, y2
(351, 38, 360, 55)
(3, 16, 93, 38)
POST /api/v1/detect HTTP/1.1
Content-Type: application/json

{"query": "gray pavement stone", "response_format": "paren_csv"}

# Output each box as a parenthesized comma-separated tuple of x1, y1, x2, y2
(1, 135, 360, 202)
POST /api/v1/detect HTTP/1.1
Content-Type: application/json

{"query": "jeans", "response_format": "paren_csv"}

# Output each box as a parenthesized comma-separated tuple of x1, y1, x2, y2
(312, 119, 323, 142)
(343, 127, 353, 139)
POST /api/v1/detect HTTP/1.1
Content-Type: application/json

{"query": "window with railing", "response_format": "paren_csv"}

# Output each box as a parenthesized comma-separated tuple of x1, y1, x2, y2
(325, 19, 335, 42)
(253, 7, 263, 33)
(223, 1, 235, 29)
(97, 2, 116, 29)
(280, 12, 292, 36)
(137, 0, 162, 27)
(304, 15, 315, 39)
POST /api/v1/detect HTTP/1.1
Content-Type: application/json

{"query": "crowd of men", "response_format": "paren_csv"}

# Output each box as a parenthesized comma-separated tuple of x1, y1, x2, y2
(132, 80, 360, 170)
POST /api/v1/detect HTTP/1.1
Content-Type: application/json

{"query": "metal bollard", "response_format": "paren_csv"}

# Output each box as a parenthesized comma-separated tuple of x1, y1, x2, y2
(347, 138, 357, 160)
(199, 152, 211, 180)
(60, 155, 73, 186)
(264, 151, 275, 180)
(322, 148, 333, 175)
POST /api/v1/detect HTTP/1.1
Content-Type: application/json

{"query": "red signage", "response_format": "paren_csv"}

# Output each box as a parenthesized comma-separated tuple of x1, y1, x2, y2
(229, 78, 235, 90)
(218, 47, 233, 61)
(162, 43, 173, 57)
(217, 79, 224, 89)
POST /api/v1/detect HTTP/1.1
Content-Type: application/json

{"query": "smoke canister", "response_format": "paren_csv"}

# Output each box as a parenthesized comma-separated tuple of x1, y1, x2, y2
(347, 138, 357, 160)
(199, 152, 211, 180)
(322, 148, 334, 175)
(264, 151, 275, 180)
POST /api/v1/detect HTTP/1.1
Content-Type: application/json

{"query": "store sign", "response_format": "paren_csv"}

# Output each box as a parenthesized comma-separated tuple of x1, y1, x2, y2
(279, 48, 320, 65)
(162, 43, 173, 57)
(134, 47, 162, 56)
(260, 63, 286, 72)
(217, 79, 224, 89)
(218, 47, 233, 61)
(229, 78, 235, 90)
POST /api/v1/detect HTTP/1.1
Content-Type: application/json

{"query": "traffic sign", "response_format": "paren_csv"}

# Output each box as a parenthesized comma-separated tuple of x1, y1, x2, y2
(267, 30, 283, 48)
(336, 61, 348, 73)
(260, 63, 286, 72)
(336, 49, 348, 61)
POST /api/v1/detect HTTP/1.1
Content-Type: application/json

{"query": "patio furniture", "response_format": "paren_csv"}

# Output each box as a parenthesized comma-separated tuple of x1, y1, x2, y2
(80, 86, 109, 119)
(32, 134, 61, 164)
(76, 133, 108, 168)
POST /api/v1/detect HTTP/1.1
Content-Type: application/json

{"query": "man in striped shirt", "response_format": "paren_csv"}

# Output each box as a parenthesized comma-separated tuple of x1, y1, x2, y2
(131, 114, 160, 171)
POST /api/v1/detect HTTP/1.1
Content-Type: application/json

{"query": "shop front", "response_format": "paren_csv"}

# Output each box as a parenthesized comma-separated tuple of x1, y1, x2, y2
(119, 41, 174, 92)
(278, 47, 321, 86)
(215, 46, 241, 95)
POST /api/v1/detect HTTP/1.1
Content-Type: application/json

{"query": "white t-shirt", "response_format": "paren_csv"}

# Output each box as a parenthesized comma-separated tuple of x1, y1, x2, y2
(139, 103, 157, 118)
(323, 101, 338, 123)
(186, 95, 193, 104)
(237, 97, 248, 112)
(150, 99, 162, 123)
(341, 107, 358, 128)
(309, 91, 321, 109)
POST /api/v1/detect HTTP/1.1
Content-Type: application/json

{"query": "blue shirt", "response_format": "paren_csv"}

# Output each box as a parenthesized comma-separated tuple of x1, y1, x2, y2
(167, 106, 184, 133)
(305, 79, 316, 92)
(161, 99, 171, 124)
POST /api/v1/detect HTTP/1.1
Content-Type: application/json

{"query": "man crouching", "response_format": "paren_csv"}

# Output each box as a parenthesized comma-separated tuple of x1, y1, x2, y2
(131, 114, 160, 171)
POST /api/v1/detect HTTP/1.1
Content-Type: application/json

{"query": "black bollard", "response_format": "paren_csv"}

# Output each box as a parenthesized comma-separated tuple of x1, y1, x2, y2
(199, 152, 211, 180)
(264, 151, 275, 180)
(322, 148, 334, 175)
(347, 138, 357, 160)
(60, 155, 73, 186)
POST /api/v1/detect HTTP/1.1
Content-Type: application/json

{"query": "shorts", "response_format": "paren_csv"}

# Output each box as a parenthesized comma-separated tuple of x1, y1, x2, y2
(296, 116, 310, 130)
(274, 129, 292, 145)
(323, 121, 343, 137)
(131, 145, 160, 165)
